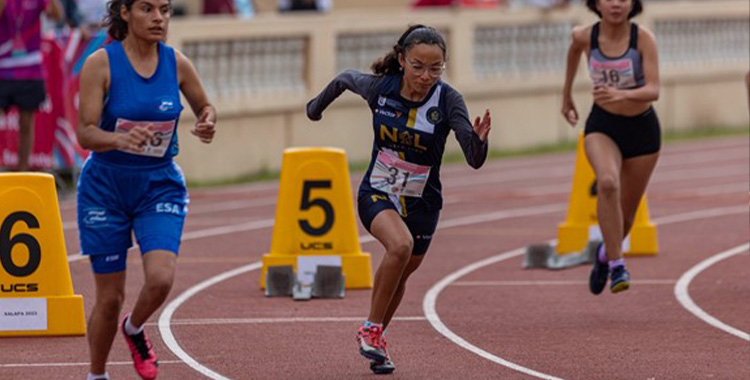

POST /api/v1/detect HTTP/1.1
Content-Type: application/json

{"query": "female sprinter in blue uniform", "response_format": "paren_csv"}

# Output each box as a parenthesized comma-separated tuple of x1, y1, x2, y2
(307, 25, 491, 374)
(561, 0, 660, 295)
(76, 0, 215, 378)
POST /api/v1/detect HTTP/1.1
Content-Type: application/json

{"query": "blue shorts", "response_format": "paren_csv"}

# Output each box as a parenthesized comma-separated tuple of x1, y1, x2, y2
(357, 191, 440, 256)
(77, 158, 188, 274)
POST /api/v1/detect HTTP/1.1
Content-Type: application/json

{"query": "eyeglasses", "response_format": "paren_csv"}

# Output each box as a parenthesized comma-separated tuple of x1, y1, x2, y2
(404, 59, 445, 77)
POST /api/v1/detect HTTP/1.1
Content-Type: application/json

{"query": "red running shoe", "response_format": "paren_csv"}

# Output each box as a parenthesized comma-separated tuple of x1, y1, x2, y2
(370, 332, 395, 374)
(356, 325, 387, 362)
(121, 314, 158, 380)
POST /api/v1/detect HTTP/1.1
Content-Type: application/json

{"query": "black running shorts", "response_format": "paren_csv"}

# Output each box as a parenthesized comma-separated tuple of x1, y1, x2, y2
(584, 104, 661, 159)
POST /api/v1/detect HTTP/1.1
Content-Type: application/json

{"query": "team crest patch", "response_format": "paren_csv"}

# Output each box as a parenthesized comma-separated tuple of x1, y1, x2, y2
(427, 107, 442, 124)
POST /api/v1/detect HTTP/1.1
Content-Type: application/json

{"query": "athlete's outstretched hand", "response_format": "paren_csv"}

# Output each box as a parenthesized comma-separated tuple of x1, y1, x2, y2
(472, 109, 491, 142)
(561, 97, 578, 127)
(192, 109, 216, 144)
(116, 126, 154, 153)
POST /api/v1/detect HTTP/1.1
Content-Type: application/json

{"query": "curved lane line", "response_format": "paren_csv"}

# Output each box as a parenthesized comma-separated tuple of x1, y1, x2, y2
(157, 262, 263, 380)
(158, 203, 565, 379)
(423, 244, 564, 380)
(160, 204, 748, 379)
(674, 243, 750, 341)
(422, 206, 749, 380)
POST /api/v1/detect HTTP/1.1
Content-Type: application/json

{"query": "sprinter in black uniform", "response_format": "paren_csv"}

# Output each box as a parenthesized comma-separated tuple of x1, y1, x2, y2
(307, 25, 491, 374)
(562, 0, 660, 295)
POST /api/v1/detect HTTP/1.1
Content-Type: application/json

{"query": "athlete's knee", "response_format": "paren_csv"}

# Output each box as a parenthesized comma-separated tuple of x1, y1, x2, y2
(144, 274, 174, 300)
(597, 174, 620, 196)
(387, 239, 414, 264)
(96, 292, 124, 317)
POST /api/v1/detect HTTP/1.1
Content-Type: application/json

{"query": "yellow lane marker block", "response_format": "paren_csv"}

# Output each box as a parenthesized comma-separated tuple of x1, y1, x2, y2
(0, 173, 85, 337)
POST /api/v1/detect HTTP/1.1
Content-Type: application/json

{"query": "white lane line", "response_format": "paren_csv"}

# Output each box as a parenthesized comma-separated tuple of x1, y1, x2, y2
(65, 179, 747, 264)
(452, 279, 677, 286)
(52, 138, 748, 211)
(673, 182, 749, 197)
(158, 202, 568, 380)
(359, 203, 567, 244)
(0, 360, 183, 369)
(423, 205, 749, 379)
(522, 165, 749, 197)
(158, 263, 263, 380)
(424, 245, 563, 380)
(652, 206, 747, 225)
(151, 316, 425, 326)
(67, 218, 277, 263)
(674, 243, 750, 341)
(62, 197, 278, 231)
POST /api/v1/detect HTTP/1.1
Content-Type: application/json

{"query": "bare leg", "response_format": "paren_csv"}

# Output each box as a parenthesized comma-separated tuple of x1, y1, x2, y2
(17, 110, 34, 171)
(620, 152, 659, 236)
(88, 271, 126, 375)
(382, 255, 424, 329)
(367, 210, 413, 324)
(128, 250, 177, 327)
(585, 133, 624, 260)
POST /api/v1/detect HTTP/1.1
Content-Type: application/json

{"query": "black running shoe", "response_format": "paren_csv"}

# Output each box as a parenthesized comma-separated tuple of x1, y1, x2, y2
(370, 358, 395, 375)
(370, 333, 395, 374)
(588, 243, 609, 295)
(610, 266, 630, 293)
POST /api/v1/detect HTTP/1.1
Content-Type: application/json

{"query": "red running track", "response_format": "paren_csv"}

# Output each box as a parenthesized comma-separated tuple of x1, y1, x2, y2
(1, 136, 748, 380)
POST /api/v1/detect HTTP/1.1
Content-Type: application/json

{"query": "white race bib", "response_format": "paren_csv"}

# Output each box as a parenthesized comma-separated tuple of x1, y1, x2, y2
(370, 151, 430, 198)
(589, 58, 636, 89)
(115, 118, 176, 158)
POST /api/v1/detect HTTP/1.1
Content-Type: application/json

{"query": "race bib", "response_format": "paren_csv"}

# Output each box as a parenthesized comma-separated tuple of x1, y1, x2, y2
(589, 58, 636, 89)
(370, 151, 430, 197)
(114, 118, 176, 158)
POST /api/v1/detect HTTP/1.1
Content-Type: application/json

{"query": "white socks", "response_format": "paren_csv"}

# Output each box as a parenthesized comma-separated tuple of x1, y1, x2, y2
(87, 372, 109, 380)
(124, 315, 144, 336)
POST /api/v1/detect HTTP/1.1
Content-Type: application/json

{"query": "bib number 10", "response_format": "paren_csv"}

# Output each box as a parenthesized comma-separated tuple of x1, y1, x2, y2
(298, 181, 334, 237)
(0, 212, 41, 277)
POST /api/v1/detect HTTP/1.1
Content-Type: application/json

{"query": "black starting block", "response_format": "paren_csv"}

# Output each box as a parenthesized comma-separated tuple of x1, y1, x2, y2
(523, 241, 598, 270)
(311, 265, 345, 299)
(265, 266, 295, 297)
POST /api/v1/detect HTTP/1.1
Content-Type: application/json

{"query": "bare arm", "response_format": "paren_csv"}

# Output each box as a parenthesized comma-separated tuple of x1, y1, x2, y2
(561, 25, 588, 126)
(622, 27, 660, 102)
(176, 49, 216, 144)
(562, 26, 587, 100)
(44, 0, 63, 23)
(77, 50, 153, 152)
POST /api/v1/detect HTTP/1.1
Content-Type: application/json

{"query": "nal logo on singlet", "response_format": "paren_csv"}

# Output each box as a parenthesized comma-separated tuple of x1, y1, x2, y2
(379, 125, 427, 151)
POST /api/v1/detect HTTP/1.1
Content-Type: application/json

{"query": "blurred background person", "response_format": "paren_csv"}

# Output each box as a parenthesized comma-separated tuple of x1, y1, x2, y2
(0, 0, 62, 171)
(204, 0, 255, 18)
(278, 0, 330, 13)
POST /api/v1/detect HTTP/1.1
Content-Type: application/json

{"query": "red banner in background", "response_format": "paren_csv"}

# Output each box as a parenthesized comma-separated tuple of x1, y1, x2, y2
(0, 30, 106, 171)
(0, 38, 60, 170)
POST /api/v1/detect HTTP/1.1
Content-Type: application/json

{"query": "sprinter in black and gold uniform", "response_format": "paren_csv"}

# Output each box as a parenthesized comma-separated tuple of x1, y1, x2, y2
(307, 25, 491, 375)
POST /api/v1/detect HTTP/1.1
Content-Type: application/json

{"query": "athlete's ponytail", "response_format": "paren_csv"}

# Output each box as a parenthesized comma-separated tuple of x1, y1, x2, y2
(105, 0, 137, 40)
(371, 24, 447, 76)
